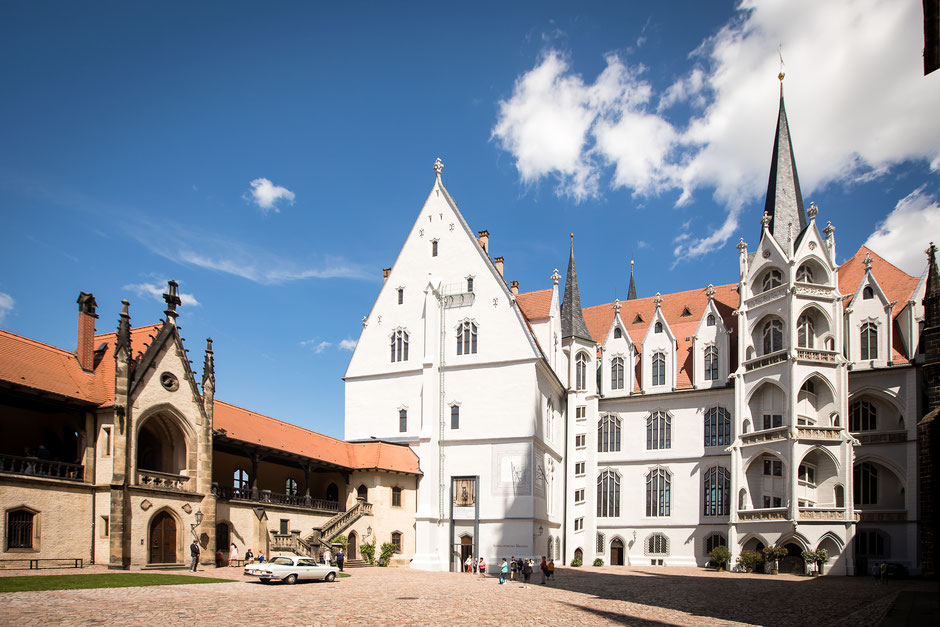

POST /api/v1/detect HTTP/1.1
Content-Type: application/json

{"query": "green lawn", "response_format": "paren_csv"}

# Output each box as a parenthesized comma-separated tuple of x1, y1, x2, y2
(339, 572, 351, 578)
(0, 573, 234, 593)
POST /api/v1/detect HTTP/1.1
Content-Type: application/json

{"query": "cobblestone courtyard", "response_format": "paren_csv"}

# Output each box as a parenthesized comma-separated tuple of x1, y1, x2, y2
(2, 564, 933, 626)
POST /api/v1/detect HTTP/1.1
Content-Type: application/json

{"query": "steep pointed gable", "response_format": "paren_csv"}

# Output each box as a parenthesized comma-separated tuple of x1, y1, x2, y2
(763, 78, 807, 250)
(561, 237, 593, 342)
(839, 246, 920, 312)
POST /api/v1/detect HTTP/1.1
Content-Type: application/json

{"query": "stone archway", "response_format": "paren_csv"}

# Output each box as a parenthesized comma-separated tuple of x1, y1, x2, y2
(610, 537, 625, 566)
(149, 510, 177, 564)
(347, 531, 358, 560)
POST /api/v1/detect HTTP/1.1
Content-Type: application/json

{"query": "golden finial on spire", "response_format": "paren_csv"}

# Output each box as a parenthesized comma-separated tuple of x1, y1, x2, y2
(777, 47, 785, 82)
(570, 232, 574, 239)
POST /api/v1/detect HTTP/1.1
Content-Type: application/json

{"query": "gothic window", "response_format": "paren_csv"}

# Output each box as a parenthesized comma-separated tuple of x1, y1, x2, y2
(450, 405, 460, 430)
(763, 458, 783, 476)
(614, 327, 623, 339)
(704, 533, 726, 556)
(646, 533, 668, 555)
(391, 531, 402, 552)
(6, 509, 34, 549)
(597, 469, 621, 517)
(704, 346, 719, 381)
(390, 329, 409, 362)
(797, 314, 815, 348)
(392, 487, 402, 507)
(863, 286, 874, 300)
(651, 352, 666, 386)
(646, 468, 671, 516)
(646, 411, 671, 450)
(860, 322, 878, 360)
(707, 314, 716, 326)
(762, 269, 783, 292)
(397, 288, 404, 305)
(466, 277, 474, 293)
(611, 357, 625, 390)
(431, 240, 438, 257)
(234, 469, 249, 491)
(457, 321, 478, 355)
(762, 319, 783, 354)
(547, 536, 554, 558)
(854, 462, 878, 505)
(655, 322, 663, 333)
(849, 400, 877, 432)
(285, 478, 298, 496)
(704, 407, 731, 447)
(576, 352, 588, 391)
(796, 265, 814, 283)
(598, 415, 622, 452)
(399, 409, 407, 433)
(703, 467, 731, 516)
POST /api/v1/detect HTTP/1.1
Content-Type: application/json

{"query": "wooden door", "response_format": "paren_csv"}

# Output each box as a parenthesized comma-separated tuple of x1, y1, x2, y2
(347, 532, 357, 559)
(149, 511, 177, 564)
(460, 535, 473, 564)
(216, 523, 230, 565)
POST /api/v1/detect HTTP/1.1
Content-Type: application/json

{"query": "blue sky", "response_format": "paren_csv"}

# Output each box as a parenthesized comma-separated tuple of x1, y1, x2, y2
(1, 1, 938, 438)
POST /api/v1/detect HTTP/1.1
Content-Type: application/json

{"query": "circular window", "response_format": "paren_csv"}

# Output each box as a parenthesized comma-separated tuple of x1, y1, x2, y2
(160, 372, 179, 392)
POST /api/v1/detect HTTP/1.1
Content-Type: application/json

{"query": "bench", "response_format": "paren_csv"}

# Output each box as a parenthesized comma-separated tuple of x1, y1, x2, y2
(0, 558, 83, 570)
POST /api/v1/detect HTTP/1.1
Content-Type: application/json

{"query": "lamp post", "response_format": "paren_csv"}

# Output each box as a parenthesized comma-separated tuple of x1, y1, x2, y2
(191, 509, 203, 539)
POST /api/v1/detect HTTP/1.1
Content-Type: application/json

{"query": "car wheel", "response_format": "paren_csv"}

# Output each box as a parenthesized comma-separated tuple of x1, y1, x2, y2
(284, 574, 298, 585)
(325, 572, 336, 582)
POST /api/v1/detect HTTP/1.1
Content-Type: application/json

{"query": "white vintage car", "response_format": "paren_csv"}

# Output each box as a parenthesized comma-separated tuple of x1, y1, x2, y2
(244, 555, 338, 584)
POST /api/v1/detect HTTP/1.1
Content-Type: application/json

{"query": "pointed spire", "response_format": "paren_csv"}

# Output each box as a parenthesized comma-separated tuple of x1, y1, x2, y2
(627, 260, 637, 300)
(762, 75, 806, 249)
(116, 299, 131, 355)
(202, 337, 215, 386)
(561, 234, 592, 342)
(163, 280, 182, 322)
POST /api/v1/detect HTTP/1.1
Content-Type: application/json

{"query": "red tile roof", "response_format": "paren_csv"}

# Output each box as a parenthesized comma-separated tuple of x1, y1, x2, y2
(516, 288, 553, 321)
(0, 329, 100, 403)
(839, 246, 920, 309)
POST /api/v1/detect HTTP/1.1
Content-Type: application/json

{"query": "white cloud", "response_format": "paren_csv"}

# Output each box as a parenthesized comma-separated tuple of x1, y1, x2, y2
(123, 281, 200, 307)
(338, 338, 357, 351)
(864, 187, 940, 276)
(300, 339, 333, 354)
(245, 177, 295, 213)
(493, 0, 940, 260)
(0, 291, 14, 323)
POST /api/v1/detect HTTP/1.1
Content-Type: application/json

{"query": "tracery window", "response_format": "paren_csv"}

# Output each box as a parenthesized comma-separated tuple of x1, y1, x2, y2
(611, 357, 625, 390)
(796, 265, 814, 283)
(390, 329, 409, 362)
(457, 321, 478, 355)
(651, 352, 666, 386)
(234, 469, 249, 491)
(646, 533, 668, 555)
(797, 314, 815, 348)
(703, 467, 730, 516)
(849, 400, 877, 432)
(399, 409, 407, 433)
(646, 468, 671, 517)
(762, 319, 783, 354)
(704, 407, 731, 447)
(597, 469, 620, 518)
(860, 322, 878, 360)
(646, 411, 671, 450)
(575, 352, 588, 391)
(854, 462, 878, 505)
(598, 414, 621, 452)
(762, 269, 783, 292)
(704, 346, 718, 381)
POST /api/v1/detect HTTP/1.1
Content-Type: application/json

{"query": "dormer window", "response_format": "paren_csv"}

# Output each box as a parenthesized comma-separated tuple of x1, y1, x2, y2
(680, 306, 692, 317)
(863, 286, 874, 300)
(614, 327, 622, 339)
(633, 314, 643, 324)
(655, 322, 663, 333)
(467, 277, 474, 293)
(704, 346, 718, 381)
(707, 314, 716, 327)
(431, 240, 439, 257)
(651, 352, 666, 386)
(762, 269, 783, 292)
(860, 322, 878, 360)
(611, 357, 624, 390)
(397, 288, 404, 305)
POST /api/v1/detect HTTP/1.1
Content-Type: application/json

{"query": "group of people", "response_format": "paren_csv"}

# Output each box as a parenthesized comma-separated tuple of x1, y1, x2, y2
(463, 555, 555, 585)
(321, 547, 346, 571)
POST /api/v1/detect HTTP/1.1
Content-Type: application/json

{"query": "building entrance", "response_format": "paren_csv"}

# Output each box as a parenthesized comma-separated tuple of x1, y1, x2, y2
(149, 511, 177, 564)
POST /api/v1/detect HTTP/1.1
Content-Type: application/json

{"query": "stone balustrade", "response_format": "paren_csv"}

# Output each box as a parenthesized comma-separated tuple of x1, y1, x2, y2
(737, 507, 788, 521)
(211, 484, 341, 512)
(744, 349, 788, 372)
(137, 470, 192, 491)
(794, 283, 835, 299)
(740, 426, 789, 445)
(796, 348, 839, 364)
(745, 285, 787, 309)
(0, 454, 84, 481)
(854, 431, 907, 445)
(796, 426, 842, 441)
(798, 507, 847, 520)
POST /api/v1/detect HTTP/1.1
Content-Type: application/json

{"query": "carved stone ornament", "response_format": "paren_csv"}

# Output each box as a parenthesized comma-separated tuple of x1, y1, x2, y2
(551, 269, 561, 285)
(433, 157, 444, 175)
(807, 201, 818, 220)
(612, 299, 621, 314)
(160, 371, 179, 392)
(760, 211, 772, 229)
(736, 238, 748, 252)
(181, 503, 193, 514)
(705, 284, 716, 300)
(863, 252, 873, 272)
(653, 293, 663, 308)
(492, 298, 498, 308)
(808, 241, 817, 250)
(419, 228, 424, 237)
(449, 223, 454, 231)
(140, 499, 153, 511)
(762, 250, 771, 259)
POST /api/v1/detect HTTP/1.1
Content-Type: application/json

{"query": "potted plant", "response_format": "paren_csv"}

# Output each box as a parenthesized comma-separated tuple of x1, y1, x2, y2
(802, 549, 818, 575)
(570, 557, 582, 567)
(762, 545, 787, 574)
(709, 546, 731, 571)
(814, 548, 829, 575)
(593, 558, 604, 566)
(735, 550, 763, 573)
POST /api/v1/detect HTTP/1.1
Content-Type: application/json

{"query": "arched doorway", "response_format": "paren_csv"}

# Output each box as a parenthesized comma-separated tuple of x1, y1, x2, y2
(347, 531, 358, 560)
(780, 543, 805, 574)
(357, 484, 368, 501)
(216, 523, 230, 565)
(149, 511, 177, 564)
(574, 548, 583, 562)
(460, 535, 473, 565)
(137, 414, 187, 475)
(610, 538, 624, 565)
(326, 482, 338, 503)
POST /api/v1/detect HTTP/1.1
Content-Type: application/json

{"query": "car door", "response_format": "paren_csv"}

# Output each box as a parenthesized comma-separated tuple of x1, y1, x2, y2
(297, 558, 319, 580)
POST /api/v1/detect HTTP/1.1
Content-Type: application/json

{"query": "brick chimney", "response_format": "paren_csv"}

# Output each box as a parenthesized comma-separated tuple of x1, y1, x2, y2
(382, 267, 392, 282)
(477, 230, 489, 253)
(76, 292, 98, 371)
(494, 256, 504, 277)
(510, 280, 519, 296)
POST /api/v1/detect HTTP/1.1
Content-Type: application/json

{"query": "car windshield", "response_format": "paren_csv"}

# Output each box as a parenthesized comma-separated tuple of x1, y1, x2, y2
(270, 557, 294, 565)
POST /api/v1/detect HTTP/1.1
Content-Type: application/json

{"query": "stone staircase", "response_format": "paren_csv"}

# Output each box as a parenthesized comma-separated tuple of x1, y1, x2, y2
(269, 500, 374, 560)
(342, 558, 370, 569)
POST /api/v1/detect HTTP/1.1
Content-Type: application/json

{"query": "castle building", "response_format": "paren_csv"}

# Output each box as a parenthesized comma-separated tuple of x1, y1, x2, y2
(1, 284, 419, 568)
(345, 80, 931, 574)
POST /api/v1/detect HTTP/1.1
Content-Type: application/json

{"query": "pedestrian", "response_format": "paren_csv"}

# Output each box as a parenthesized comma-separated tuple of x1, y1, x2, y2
(499, 558, 508, 584)
(522, 558, 532, 583)
(245, 548, 254, 563)
(465, 555, 473, 573)
(189, 539, 200, 572)
(323, 547, 332, 565)
(336, 548, 345, 572)
(880, 561, 887, 585)
(215, 548, 223, 568)
(510, 555, 517, 581)
(547, 559, 555, 581)
(257, 552, 265, 563)
(472, 559, 478, 574)
(478, 557, 486, 579)
(229, 542, 239, 565)
(540, 556, 547, 584)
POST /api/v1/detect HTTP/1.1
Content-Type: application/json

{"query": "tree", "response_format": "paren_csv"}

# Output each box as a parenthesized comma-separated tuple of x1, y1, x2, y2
(762, 545, 788, 574)
(735, 550, 763, 573)
(709, 546, 731, 571)
(379, 542, 396, 567)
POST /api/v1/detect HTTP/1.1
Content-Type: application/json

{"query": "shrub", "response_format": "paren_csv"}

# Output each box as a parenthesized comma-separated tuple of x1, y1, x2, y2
(360, 539, 376, 565)
(762, 545, 788, 561)
(379, 542, 396, 566)
(803, 548, 830, 574)
(570, 558, 583, 567)
(593, 558, 604, 566)
(735, 550, 763, 573)
(709, 546, 731, 570)
(329, 534, 348, 550)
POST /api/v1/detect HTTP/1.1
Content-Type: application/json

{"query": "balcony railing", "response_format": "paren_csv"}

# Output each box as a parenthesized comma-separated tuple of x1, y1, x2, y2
(737, 507, 788, 521)
(796, 348, 839, 364)
(744, 349, 788, 372)
(799, 507, 847, 520)
(794, 283, 835, 299)
(740, 426, 789, 445)
(854, 431, 907, 445)
(796, 426, 842, 441)
(138, 470, 192, 491)
(857, 509, 907, 522)
(0, 454, 84, 481)
(212, 484, 341, 512)
(745, 284, 787, 309)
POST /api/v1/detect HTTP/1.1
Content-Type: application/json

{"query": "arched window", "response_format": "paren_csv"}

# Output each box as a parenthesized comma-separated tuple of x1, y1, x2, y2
(431, 240, 438, 257)
(466, 277, 474, 293)
(762, 319, 783, 354)
(855, 530, 888, 557)
(704, 533, 726, 556)
(796, 265, 814, 283)
(457, 321, 478, 355)
(399, 409, 407, 433)
(703, 467, 731, 516)
(614, 327, 622, 339)
(707, 314, 716, 326)
(704, 407, 731, 447)
(6, 509, 35, 549)
(597, 469, 621, 517)
(575, 353, 588, 391)
(611, 357, 624, 390)
(234, 469, 249, 491)
(860, 322, 878, 360)
(390, 329, 409, 362)
(762, 269, 783, 292)
(646, 468, 671, 516)
(357, 484, 368, 501)
(835, 484, 845, 508)
(450, 405, 460, 430)
(574, 548, 583, 562)
(704, 346, 718, 381)
(646, 411, 671, 450)
(547, 536, 554, 558)
(397, 288, 404, 305)
(797, 314, 815, 348)
(391, 487, 402, 507)
(390, 531, 402, 552)
(598, 415, 622, 452)
(646, 533, 668, 555)
(863, 286, 874, 300)
(326, 482, 338, 502)
(651, 352, 666, 386)
(849, 400, 877, 432)
(285, 478, 298, 496)
(854, 462, 878, 505)
(655, 322, 663, 333)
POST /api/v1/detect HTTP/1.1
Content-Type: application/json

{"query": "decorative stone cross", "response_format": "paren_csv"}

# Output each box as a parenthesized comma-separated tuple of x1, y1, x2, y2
(823, 221, 835, 239)
(807, 202, 818, 220)
(705, 284, 716, 300)
(551, 268, 561, 285)
(863, 252, 873, 271)
(927, 242, 937, 260)
(760, 212, 772, 229)
(653, 292, 663, 308)
(736, 238, 748, 252)
(613, 299, 621, 314)
(433, 158, 444, 175)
